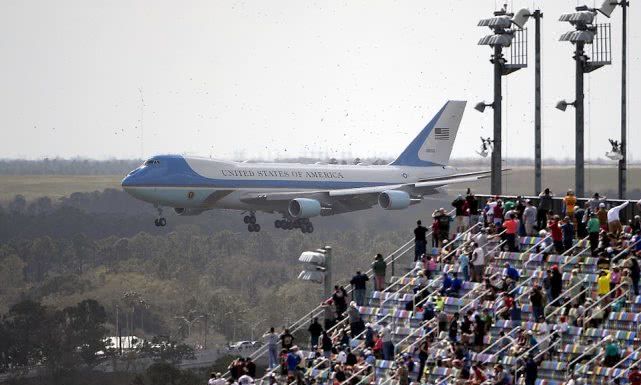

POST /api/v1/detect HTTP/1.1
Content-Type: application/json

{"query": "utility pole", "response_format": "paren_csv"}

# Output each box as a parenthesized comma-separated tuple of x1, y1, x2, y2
(533, 10, 543, 195)
(575, 40, 586, 198)
(492, 44, 503, 196)
(618, 0, 628, 199)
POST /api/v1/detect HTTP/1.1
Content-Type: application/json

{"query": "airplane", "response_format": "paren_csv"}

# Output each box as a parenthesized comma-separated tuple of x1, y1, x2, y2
(122, 100, 491, 233)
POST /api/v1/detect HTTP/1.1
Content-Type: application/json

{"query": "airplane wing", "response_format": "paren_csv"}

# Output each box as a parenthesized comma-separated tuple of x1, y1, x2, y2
(240, 170, 492, 214)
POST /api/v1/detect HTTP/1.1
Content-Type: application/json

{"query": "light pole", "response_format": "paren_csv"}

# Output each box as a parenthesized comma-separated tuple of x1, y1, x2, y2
(477, 7, 531, 195)
(558, 5, 612, 197)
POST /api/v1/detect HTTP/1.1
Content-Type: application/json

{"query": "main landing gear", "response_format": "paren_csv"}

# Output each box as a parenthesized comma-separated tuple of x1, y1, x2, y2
(154, 206, 167, 227)
(274, 218, 314, 234)
(243, 212, 261, 232)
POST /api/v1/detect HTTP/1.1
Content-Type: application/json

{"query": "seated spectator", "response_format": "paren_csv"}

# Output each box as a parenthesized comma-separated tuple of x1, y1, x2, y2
(447, 272, 463, 297)
(440, 272, 453, 295)
(504, 263, 520, 282)
(603, 338, 621, 367)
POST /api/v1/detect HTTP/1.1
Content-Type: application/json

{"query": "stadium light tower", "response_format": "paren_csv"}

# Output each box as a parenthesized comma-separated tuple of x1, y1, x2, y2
(557, 3, 612, 198)
(476, 6, 531, 195)
(594, 0, 629, 198)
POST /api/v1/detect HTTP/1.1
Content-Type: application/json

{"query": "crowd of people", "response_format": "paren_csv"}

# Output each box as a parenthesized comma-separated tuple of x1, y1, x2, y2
(215, 191, 641, 385)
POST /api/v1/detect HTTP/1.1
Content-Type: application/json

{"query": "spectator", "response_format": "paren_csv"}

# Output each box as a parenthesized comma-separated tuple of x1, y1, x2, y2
(524, 199, 537, 236)
(431, 216, 440, 248)
(280, 328, 294, 350)
(548, 215, 564, 253)
(550, 265, 563, 303)
(415, 337, 429, 382)
(629, 256, 640, 296)
(395, 360, 409, 385)
(598, 203, 609, 232)
(469, 363, 488, 385)
(603, 338, 621, 367)
(452, 194, 467, 233)
(347, 301, 364, 337)
(447, 272, 463, 297)
(470, 242, 486, 283)
(286, 348, 301, 378)
(263, 327, 280, 370)
(538, 188, 554, 230)
(466, 189, 479, 228)
(332, 285, 348, 318)
(563, 190, 577, 217)
(308, 318, 322, 350)
(587, 213, 601, 255)
(380, 323, 394, 360)
(524, 354, 540, 385)
(503, 213, 519, 252)
(504, 263, 520, 282)
(491, 364, 509, 385)
(414, 220, 428, 262)
(433, 208, 451, 246)
(629, 365, 641, 385)
(364, 323, 375, 348)
(597, 270, 611, 296)
(321, 331, 332, 359)
(588, 193, 607, 213)
(371, 254, 387, 291)
(449, 312, 460, 342)
(321, 300, 336, 331)
(575, 204, 588, 238)
(608, 201, 629, 235)
(349, 271, 369, 306)
(458, 247, 470, 281)
(561, 216, 575, 252)
(530, 286, 545, 321)
(245, 357, 256, 378)
(440, 272, 453, 295)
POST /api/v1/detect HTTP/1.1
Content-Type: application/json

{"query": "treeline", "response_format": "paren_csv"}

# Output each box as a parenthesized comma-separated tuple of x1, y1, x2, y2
(0, 159, 143, 176)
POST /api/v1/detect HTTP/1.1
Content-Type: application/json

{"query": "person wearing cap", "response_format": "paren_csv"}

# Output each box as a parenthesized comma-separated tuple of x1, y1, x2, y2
(380, 323, 394, 361)
(588, 192, 607, 213)
(347, 301, 364, 337)
(238, 374, 254, 385)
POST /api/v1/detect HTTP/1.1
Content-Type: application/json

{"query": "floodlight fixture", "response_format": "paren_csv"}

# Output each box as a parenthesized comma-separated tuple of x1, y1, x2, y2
(474, 101, 494, 113)
(596, 0, 618, 17)
(555, 100, 576, 112)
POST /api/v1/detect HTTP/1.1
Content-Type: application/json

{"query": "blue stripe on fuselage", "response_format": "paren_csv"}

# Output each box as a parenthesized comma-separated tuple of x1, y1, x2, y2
(121, 155, 402, 190)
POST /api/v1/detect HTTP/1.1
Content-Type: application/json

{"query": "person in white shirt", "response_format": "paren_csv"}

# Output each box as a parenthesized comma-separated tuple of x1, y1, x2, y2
(238, 375, 254, 385)
(470, 242, 486, 283)
(608, 201, 629, 234)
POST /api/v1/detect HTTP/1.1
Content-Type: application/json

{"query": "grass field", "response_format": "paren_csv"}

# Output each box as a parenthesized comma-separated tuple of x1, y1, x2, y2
(0, 166, 638, 202)
(0, 175, 123, 202)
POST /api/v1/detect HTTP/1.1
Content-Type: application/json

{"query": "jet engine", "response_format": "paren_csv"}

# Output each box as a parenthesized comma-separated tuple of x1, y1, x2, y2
(288, 198, 322, 218)
(174, 208, 206, 216)
(378, 190, 411, 210)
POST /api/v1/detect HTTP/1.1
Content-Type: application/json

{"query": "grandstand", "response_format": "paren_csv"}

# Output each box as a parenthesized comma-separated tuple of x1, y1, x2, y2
(224, 196, 641, 385)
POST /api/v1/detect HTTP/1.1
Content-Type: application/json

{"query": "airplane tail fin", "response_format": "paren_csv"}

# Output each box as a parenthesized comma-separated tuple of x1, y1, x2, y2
(390, 100, 466, 167)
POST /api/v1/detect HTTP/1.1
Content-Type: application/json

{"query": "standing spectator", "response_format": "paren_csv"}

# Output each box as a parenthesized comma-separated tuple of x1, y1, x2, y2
(452, 194, 467, 233)
(537, 188, 554, 230)
(597, 270, 611, 297)
(503, 213, 519, 252)
(548, 215, 564, 253)
(372, 254, 387, 291)
(414, 220, 428, 262)
(245, 357, 256, 378)
(550, 265, 563, 302)
(415, 337, 429, 382)
(470, 242, 486, 283)
(431, 216, 440, 248)
(321, 300, 335, 331)
(608, 201, 629, 235)
(395, 360, 409, 385)
(524, 200, 538, 236)
(561, 216, 575, 252)
(603, 339, 621, 367)
(380, 323, 394, 361)
(530, 286, 545, 321)
(307, 318, 322, 350)
(280, 328, 294, 350)
(587, 213, 601, 255)
(350, 271, 369, 306)
(563, 190, 577, 217)
(458, 247, 470, 282)
(433, 208, 451, 246)
(347, 301, 364, 337)
(263, 327, 280, 370)
(629, 256, 640, 296)
(449, 312, 460, 342)
(598, 203, 609, 232)
(524, 354, 540, 385)
(332, 286, 348, 318)
(321, 331, 332, 359)
(588, 193, 607, 213)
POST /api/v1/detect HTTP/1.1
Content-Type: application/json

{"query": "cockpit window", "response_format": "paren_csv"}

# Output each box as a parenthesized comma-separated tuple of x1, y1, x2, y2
(144, 159, 161, 166)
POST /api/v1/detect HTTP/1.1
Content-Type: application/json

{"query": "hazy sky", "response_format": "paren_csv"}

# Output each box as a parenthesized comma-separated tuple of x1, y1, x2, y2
(1, 0, 639, 162)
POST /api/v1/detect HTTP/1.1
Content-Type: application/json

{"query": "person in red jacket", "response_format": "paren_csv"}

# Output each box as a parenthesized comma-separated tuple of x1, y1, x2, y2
(548, 215, 564, 253)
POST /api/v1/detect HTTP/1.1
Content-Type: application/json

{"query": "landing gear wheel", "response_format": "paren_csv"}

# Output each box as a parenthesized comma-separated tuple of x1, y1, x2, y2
(275, 220, 282, 229)
(249, 216, 256, 224)
(154, 219, 160, 227)
(306, 224, 314, 233)
(159, 218, 167, 227)
(248, 223, 261, 232)
(243, 216, 251, 224)
(254, 224, 261, 232)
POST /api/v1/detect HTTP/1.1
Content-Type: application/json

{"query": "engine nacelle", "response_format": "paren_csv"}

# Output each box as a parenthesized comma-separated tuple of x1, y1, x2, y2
(174, 208, 206, 216)
(288, 198, 322, 218)
(378, 190, 411, 210)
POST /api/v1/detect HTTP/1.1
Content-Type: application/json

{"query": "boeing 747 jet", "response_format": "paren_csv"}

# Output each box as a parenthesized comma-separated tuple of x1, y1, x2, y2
(122, 100, 490, 233)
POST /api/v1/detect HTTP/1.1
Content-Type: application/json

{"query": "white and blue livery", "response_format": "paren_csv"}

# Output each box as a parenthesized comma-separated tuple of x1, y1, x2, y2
(122, 100, 489, 233)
